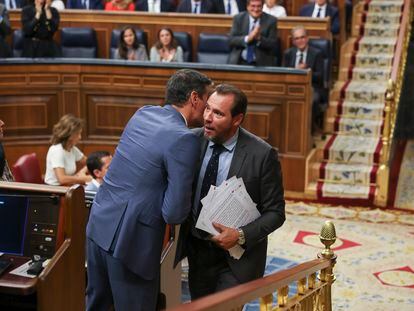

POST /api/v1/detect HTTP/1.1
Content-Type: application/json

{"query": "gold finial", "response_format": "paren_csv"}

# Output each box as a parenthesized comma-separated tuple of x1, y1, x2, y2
(319, 221, 336, 258)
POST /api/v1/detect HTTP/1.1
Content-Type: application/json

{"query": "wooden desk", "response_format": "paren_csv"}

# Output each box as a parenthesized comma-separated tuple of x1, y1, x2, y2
(0, 256, 35, 296)
(0, 60, 312, 192)
(8, 10, 332, 60)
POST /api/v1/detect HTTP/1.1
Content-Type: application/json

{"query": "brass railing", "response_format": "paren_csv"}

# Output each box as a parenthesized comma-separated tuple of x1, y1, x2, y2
(168, 221, 337, 311)
(375, 0, 414, 206)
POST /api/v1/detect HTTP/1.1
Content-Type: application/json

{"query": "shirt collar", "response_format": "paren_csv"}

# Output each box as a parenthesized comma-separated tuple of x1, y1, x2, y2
(92, 178, 101, 188)
(316, 3, 327, 9)
(207, 128, 239, 152)
(249, 15, 260, 26)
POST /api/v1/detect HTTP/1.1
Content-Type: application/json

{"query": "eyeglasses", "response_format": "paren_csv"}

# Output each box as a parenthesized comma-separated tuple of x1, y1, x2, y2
(293, 35, 306, 40)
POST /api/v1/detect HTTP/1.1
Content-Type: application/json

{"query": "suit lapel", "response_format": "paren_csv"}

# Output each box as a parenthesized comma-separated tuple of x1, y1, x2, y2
(227, 128, 247, 178)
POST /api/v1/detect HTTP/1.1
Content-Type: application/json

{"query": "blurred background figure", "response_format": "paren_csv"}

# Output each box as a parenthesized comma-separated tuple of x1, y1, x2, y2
(44, 114, 91, 186)
(0, 119, 14, 182)
(51, 0, 65, 10)
(135, 0, 176, 12)
(176, 0, 216, 14)
(299, 0, 339, 35)
(150, 27, 183, 63)
(66, 0, 104, 10)
(262, 0, 286, 18)
(0, 0, 25, 9)
(105, 0, 135, 11)
(85, 151, 112, 192)
(115, 26, 148, 60)
(21, 0, 61, 57)
(0, 3, 11, 57)
(212, 0, 246, 16)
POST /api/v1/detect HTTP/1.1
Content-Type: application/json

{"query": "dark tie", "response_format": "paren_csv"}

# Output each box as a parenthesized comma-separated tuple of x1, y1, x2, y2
(193, 144, 226, 222)
(193, 2, 199, 13)
(227, 0, 231, 15)
(246, 19, 257, 64)
(298, 52, 304, 65)
(316, 7, 322, 18)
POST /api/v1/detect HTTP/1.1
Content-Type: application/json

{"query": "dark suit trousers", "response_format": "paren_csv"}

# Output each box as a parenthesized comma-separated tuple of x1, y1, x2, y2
(187, 235, 241, 300)
(86, 238, 159, 311)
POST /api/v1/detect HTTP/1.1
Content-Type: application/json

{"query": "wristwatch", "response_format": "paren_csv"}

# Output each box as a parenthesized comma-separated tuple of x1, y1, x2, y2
(237, 228, 245, 245)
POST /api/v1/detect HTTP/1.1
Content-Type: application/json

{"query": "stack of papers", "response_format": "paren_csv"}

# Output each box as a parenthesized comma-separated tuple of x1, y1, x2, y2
(196, 176, 260, 259)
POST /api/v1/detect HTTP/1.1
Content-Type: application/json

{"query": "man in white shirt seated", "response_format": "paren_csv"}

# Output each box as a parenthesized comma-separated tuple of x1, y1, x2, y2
(85, 151, 112, 192)
(299, 0, 339, 35)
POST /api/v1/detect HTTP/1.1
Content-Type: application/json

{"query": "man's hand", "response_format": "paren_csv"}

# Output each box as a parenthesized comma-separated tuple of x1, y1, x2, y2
(297, 63, 307, 70)
(210, 222, 239, 250)
(247, 25, 260, 43)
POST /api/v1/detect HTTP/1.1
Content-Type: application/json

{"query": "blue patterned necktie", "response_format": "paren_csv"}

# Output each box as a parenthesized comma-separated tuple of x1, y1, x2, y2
(227, 0, 231, 15)
(193, 2, 199, 13)
(246, 19, 257, 64)
(193, 144, 226, 222)
(316, 7, 322, 17)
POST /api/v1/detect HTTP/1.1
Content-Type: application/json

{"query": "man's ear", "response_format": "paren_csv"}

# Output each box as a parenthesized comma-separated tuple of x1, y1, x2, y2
(190, 91, 198, 108)
(93, 168, 102, 179)
(233, 113, 244, 127)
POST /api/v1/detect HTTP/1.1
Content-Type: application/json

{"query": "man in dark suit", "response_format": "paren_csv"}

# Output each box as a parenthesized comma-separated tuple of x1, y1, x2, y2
(86, 69, 213, 311)
(283, 25, 325, 132)
(228, 0, 277, 66)
(299, 0, 339, 35)
(176, 0, 216, 13)
(135, 0, 176, 12)
(0, 0, 24, 9)
(66, 0, 103, 10)
(175, 84, 285, 299)
(212, 0, 246, 15)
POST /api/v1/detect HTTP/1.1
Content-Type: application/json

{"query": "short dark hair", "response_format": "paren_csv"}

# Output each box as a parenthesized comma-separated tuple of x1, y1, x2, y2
(214, 84, 248, 117)
(165, 69, 212, 107)
(87, 151, 111, 179)
(247, 0, 264, 5)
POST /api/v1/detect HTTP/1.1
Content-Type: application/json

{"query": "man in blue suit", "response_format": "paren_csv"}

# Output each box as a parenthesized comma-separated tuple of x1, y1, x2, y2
(299, 0, 339, 35)
(86, 69, 213, 311)
(66, 0, 103, 10)
(0, 0, 24, 9)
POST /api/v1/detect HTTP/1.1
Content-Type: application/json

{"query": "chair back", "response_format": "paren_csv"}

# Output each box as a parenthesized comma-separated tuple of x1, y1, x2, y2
(309, 38, 332, 89)
(110, 29, 148, 59)
(197, 33, 230, 64)
(12, 153, 43, 184)
(61, 27, 98, 58)
(12, 29, 24, 57)
(174, 32, 192, 62)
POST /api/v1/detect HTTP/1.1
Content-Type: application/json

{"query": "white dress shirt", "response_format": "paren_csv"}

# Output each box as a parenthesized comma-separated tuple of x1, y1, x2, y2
(147, 0, 161, 13)
(223, 0, 239, 16)
(295, 48, 308, 67)
(262, 4, 287, 18)
(312, 4, 327, 18)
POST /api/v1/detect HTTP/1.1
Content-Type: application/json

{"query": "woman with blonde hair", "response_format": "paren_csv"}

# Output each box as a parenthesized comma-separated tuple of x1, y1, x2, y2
(44, 114, 91, 186)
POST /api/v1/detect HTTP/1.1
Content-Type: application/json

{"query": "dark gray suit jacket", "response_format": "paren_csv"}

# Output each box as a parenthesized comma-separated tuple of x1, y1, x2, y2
(175, 127, 285, 283)
(283, 46, 324, 89)
(228, 11, 278, 66)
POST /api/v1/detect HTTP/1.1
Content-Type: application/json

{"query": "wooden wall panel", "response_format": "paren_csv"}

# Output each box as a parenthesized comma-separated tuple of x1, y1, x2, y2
(0, 62, 312, 192)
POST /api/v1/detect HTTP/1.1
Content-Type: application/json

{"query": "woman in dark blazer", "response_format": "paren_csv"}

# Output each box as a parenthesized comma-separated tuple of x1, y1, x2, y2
(21, 0, 61, 57)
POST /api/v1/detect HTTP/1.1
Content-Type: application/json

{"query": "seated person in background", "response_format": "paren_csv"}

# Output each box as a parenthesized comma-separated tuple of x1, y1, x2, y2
(44, 114, 92, 186)
(262, 0, 286, 18)
(135, 0, 176, 12)
(85, 151, 112, 192)
(299, 0, 339, 35)
(150, 28, 183, 63)
(176, 0, 216, 14)
(228, 0, 278, 66)
(1, 0, 25, 9)
(21, 0, 61, 57)
(66, 0, 103, 10)
(51, 0, 65, 10)
(0, 3, 12, 57)
(105, 0, 135, 11)
(212, 0, 246, 15)
(283, 25, 324, 132)
(0, 119, 14, 182)
(115, 26, 148, 60)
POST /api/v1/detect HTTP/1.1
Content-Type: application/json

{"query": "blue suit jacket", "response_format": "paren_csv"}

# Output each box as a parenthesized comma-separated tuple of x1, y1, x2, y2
(299, 3, 339, 35)
(87, 105, 200, 280)
(66, 0, 103, 10)
(176, 0, 216, 13)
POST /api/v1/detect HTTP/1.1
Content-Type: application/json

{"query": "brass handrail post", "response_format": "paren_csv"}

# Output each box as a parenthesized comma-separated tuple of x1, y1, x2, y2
(318, 221, 337, 311)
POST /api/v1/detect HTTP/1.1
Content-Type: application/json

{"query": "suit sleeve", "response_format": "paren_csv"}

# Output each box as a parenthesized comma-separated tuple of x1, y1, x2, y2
(330, 7, 340, 34)
(256, 16, 277, 51)
(162, 132, 201, 224)
(229, 15, 248, 48)
(282, 49, 291, 67)
(241, 148, 285, 250)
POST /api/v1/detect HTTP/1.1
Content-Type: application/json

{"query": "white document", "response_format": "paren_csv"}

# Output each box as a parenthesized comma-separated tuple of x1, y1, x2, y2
(9, 260, 36, 279)
(195, 177, 260, 260)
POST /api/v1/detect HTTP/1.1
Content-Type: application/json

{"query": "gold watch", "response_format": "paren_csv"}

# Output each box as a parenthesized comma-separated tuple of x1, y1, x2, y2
(237, 228, 245, 245)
